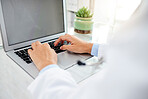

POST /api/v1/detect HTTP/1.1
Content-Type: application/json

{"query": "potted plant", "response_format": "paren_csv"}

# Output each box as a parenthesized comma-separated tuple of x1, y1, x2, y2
(74, 7, 94, 34)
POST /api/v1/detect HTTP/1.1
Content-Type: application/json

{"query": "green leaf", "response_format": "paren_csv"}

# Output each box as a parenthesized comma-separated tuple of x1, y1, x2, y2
(84, 14, 87, 18)
(87, 10, 90, 15)
(75, 7, 93, 18)
(89, 14, 93, 17)
(81, 11, 84, 15)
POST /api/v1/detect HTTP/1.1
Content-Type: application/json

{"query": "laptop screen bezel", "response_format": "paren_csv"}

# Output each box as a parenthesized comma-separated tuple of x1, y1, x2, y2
(0, 0, 67, 52)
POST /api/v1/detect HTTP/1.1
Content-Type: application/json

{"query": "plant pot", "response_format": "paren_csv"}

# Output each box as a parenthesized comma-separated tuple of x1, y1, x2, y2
(74, 17, 94, 34)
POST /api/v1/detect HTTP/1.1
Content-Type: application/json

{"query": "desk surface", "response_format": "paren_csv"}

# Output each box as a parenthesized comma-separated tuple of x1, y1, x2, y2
(0, 47, 104, 99)
(0, 48, 33, 99)
(0, 27, 110, 99)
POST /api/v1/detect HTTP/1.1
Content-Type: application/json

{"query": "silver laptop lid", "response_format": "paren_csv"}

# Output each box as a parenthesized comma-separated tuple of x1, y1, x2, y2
(0, 0, 67, 52)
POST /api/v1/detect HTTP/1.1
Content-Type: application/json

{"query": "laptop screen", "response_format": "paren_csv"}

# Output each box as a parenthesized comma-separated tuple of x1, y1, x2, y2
(1, 0, 65, 45)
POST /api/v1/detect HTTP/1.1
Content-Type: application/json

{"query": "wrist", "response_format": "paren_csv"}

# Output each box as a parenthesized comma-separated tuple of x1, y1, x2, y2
(85, 43, 93, 54)
(38, 61, 57, 71)
(39, 64, 59, 74)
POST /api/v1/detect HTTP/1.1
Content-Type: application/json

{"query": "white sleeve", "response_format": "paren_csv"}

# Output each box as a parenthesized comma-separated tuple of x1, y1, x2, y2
(27, 44, 107, 99)
(98, 44, 107, 60)
(28, 68, 77, 99)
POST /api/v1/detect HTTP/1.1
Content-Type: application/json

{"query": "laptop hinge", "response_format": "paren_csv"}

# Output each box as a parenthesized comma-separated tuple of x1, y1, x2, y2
(14, 38, 58, 51)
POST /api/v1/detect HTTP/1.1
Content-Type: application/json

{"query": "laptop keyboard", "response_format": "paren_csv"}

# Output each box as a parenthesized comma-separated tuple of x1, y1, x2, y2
(14, 41, 65, 64)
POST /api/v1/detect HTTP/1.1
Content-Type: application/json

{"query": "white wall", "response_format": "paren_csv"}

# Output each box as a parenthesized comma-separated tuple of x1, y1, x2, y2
(78, 0, 90, 9)
(94, 0, 141, 24)
(94, 0, 116, 26)
(116, 0, 141, 20)
(67, 0, 92, 12)
(93, 0, 142, 44)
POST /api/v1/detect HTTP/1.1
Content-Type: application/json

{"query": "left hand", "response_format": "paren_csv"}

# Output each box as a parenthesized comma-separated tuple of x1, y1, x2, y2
(54, 34, 93, 54)
(28, 41, 57, 71)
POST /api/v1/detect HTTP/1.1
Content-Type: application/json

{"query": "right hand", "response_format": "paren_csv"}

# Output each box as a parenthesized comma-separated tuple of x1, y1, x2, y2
(54, 34, 93, 54)
(28, 41, 57, 71)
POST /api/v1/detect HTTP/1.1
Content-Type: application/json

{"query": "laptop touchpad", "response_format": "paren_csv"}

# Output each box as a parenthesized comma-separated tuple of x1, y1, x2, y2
(57, 51, 84, 69)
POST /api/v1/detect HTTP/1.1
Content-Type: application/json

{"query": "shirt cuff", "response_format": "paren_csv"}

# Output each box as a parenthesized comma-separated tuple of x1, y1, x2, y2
(91, 43, 99, 56)
(39, 64, 59, 75)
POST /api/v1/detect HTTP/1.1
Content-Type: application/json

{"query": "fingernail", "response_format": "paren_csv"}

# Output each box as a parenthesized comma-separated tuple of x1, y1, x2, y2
(54, 42, 57, 46)
(60, 46, 62, 49)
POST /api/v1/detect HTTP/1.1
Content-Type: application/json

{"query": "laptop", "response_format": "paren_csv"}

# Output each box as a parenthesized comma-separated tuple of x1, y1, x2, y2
(0, 0, 91, 78)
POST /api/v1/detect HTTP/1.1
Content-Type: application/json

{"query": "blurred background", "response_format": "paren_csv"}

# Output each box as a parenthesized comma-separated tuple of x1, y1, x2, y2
(66, 0, 141, 44)
(0, 0, 142, 46)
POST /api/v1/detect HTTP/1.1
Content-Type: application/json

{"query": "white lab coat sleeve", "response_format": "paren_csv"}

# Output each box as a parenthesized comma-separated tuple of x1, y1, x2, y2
(28, 67, 78, 99)
(98, 44, 107, 60)
(91, 43, 107, 58)
(27, 44, 107, 99)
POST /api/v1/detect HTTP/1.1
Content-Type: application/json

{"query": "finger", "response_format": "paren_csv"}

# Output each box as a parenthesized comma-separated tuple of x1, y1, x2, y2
(31, 42, 36, 50)
(61, 41, 65, 45)
(43, 43, 51, 49)
(60, 45, 74, 51)
(43, 43, 49, 46)
(28, 49, 33, 56)
(35, 41, 41, 46)
(54, 36, 64, 46)
(54, 35, 72, 46)
(51, 49, 56, 54)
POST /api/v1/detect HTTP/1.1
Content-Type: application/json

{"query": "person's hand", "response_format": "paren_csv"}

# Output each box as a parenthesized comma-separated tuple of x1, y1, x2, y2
(28, 41, 57, 71)
(54, 34, 93, 54)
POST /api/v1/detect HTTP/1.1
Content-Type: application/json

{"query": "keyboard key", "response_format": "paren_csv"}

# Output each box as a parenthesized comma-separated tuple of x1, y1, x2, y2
(23, 57, 31, 61)
(48, 42, 54, 48)
(24, 49, 28, 53)
(26, 60, 32, 64)
(15, 51, 22, 57)
(14, 40, 66, 64)
(20, 50, 25, 54)
(55, 49, 65, 53)
(15, 49, 32, 64)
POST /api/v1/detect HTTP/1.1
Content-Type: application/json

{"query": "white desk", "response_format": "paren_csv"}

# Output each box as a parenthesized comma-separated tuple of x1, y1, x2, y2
(0, 26, 110, 99)
(0, 48, 33, 99)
